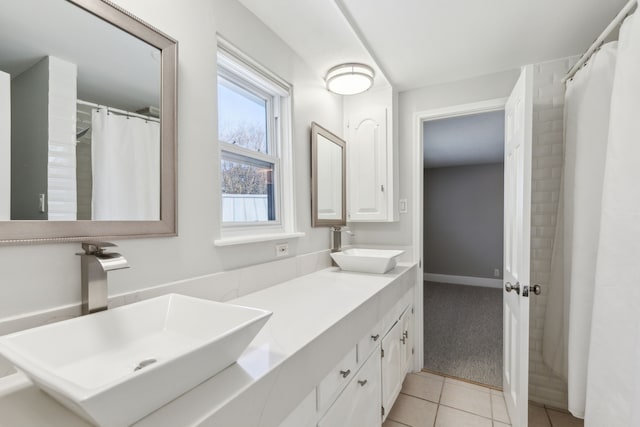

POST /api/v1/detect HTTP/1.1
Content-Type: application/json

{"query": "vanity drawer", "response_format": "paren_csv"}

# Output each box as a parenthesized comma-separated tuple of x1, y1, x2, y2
(316, 346, 357, 411)
(357, 319, 383, 363)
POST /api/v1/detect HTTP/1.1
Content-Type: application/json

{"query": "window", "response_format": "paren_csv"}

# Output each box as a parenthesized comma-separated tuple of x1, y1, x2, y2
(216, 42, 297, 243)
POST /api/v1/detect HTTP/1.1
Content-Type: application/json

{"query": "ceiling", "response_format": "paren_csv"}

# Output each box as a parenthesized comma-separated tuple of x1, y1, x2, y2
(423, 111, 505, 168)
(239, 0, 629, 91)
(236, 0, 388, 87)
(0, 0, 160, 112)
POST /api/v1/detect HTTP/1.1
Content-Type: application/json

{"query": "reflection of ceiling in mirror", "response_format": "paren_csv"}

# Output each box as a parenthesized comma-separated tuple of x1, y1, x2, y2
(0, 0, 160, 112)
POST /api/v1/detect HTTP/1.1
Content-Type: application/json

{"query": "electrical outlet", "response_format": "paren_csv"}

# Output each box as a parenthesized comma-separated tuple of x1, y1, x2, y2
(494, 268, 501, 278)
(275, 243, 289, 257)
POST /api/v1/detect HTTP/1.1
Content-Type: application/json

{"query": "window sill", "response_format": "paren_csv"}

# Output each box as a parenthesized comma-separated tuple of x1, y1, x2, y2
(213, 231, 305, 247)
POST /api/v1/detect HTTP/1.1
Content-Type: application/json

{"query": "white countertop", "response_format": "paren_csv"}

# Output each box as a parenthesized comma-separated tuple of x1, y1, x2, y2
(0, 264, 417, 427)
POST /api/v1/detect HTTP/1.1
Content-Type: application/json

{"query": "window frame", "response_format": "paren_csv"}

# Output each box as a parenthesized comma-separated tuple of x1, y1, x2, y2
(216, 40, 297, 243)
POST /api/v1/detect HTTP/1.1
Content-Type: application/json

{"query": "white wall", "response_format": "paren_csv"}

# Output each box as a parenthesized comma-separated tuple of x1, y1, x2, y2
(0, 0, 343, 321)
(0, 71, 9, 221)
(350, 69, 520, 247)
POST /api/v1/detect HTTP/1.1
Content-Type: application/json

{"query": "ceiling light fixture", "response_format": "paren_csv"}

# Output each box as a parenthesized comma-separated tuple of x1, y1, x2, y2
(325, 63, 375, 95)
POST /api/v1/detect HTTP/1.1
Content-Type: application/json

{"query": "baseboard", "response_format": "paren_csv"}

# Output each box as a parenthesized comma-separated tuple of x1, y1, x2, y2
(423, 273, 502, 289)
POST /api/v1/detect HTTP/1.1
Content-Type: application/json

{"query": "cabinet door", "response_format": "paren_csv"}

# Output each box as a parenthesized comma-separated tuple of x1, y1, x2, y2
(400, 307, 413, 376)
(347, 107, 388, 221)
(381, 320, 403, 420)
(318, 347, 381, 427)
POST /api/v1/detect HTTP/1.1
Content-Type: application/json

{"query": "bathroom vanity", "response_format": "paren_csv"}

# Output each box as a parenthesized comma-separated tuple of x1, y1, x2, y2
(0, 263, 417, 426)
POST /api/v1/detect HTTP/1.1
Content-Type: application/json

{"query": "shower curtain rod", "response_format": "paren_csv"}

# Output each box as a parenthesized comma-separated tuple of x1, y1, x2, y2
(563, 0, 638, 83)
(76, 99, 160, 123)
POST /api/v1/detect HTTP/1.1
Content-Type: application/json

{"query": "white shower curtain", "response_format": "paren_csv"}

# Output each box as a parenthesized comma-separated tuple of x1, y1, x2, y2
(542, 42, 618, 401)
(584, 13, 640, 427)
(542, 41, 618, 418)
(91, 108, 160, 220)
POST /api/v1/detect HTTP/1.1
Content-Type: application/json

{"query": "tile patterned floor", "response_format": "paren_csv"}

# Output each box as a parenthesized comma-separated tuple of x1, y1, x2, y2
(384, 371, 584, 427)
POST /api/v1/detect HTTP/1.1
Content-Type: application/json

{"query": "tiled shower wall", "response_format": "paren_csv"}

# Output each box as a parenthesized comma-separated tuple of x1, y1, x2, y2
(528, 56, 578, 409)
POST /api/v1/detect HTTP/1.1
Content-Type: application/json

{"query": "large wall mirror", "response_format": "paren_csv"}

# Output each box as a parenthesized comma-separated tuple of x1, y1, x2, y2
(0, 0, 177, 244)
(311, 122, 346, 227)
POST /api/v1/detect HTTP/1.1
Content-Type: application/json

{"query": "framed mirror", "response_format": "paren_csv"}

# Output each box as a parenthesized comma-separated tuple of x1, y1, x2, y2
(0, 0, 177, 244)
(311, 122, 346, 227)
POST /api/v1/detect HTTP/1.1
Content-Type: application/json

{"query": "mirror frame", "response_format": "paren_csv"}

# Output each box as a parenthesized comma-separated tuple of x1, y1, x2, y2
(0, 0, 177, 245)
(310, 122, 346, 228)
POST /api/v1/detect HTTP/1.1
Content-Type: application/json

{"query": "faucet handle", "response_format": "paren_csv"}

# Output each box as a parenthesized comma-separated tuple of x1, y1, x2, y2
(80, 241, 117, 255)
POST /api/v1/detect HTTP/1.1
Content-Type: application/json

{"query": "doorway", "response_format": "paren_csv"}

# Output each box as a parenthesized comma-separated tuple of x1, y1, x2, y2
(422, 110, 505, 388)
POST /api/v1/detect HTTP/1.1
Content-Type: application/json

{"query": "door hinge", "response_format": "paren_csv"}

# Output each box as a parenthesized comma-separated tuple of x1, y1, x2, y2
(381, 184, 385, 192)
(381, 348, 385, 358)
(412, 347, 415, 355)
(381, 406, 385, 417)
(419, 259, 422, 268)
(412, 307, 414, 314)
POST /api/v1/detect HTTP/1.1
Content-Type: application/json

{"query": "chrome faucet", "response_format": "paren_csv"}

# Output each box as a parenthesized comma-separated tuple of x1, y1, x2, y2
(77, 242, 130, 315)
(330, 226, 354, 253)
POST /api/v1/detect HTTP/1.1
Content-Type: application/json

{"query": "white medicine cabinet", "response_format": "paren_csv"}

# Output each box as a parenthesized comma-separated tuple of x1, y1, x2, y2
(344, 86, 399, 222)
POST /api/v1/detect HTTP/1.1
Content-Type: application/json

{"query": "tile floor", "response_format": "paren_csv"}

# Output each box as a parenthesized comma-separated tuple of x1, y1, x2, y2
(384, 371, 584, 427)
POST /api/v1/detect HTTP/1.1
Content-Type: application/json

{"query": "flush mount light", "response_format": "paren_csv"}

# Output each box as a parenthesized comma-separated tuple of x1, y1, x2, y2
(325, 63, 375, 95)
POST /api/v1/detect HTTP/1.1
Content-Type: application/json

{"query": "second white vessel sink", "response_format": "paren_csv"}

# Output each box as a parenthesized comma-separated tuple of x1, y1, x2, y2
(0, 293, 272, 427)
(330, 248, 405, 274)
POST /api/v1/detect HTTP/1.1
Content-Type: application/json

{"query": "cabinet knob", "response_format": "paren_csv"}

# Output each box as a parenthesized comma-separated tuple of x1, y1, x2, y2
(371, 334, 380, 341)
(401, 336, 406, 344)
(357, 379, 368, 387)
(403, 331, 408, 339)
(340, 369, 351, 378)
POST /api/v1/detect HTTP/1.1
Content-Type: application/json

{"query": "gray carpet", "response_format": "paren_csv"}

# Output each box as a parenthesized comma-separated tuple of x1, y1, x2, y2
(424, 281, 503, 387)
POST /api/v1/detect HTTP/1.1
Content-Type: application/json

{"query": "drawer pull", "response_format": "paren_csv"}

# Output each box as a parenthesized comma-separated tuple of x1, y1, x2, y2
(371, 334, 380, 341)
(340, 369, 351, 378)
(358, 379, 368, 387)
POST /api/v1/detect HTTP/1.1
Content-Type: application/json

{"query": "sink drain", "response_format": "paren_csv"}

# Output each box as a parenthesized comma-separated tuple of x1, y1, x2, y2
(134, 358, 157, 371)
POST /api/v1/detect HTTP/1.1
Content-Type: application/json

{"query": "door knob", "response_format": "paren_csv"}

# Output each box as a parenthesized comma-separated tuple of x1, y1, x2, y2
(532, 284, 542, 295)
(505, 282, 520, 295)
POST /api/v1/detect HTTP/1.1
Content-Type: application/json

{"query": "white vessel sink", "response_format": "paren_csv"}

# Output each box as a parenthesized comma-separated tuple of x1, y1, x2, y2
(0, 294, 272, 427)
(330, 248, 405, 274)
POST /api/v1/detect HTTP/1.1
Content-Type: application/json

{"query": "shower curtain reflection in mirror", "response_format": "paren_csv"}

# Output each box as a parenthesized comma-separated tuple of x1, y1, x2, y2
(91, 108, 160, 220)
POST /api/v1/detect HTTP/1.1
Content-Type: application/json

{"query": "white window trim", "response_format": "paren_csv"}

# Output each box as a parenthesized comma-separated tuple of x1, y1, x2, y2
(215, 39, 299, 245)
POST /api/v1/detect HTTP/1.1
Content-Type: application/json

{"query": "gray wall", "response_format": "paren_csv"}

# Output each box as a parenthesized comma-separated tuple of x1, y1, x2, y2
(424, 163, 504, 279)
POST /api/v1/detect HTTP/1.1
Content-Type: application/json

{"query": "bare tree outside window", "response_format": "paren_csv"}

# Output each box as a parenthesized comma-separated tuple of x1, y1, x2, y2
(220, 121, 271, 195)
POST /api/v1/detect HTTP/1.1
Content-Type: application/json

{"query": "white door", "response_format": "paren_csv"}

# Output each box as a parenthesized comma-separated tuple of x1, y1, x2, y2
(503, 65, 533, 427)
